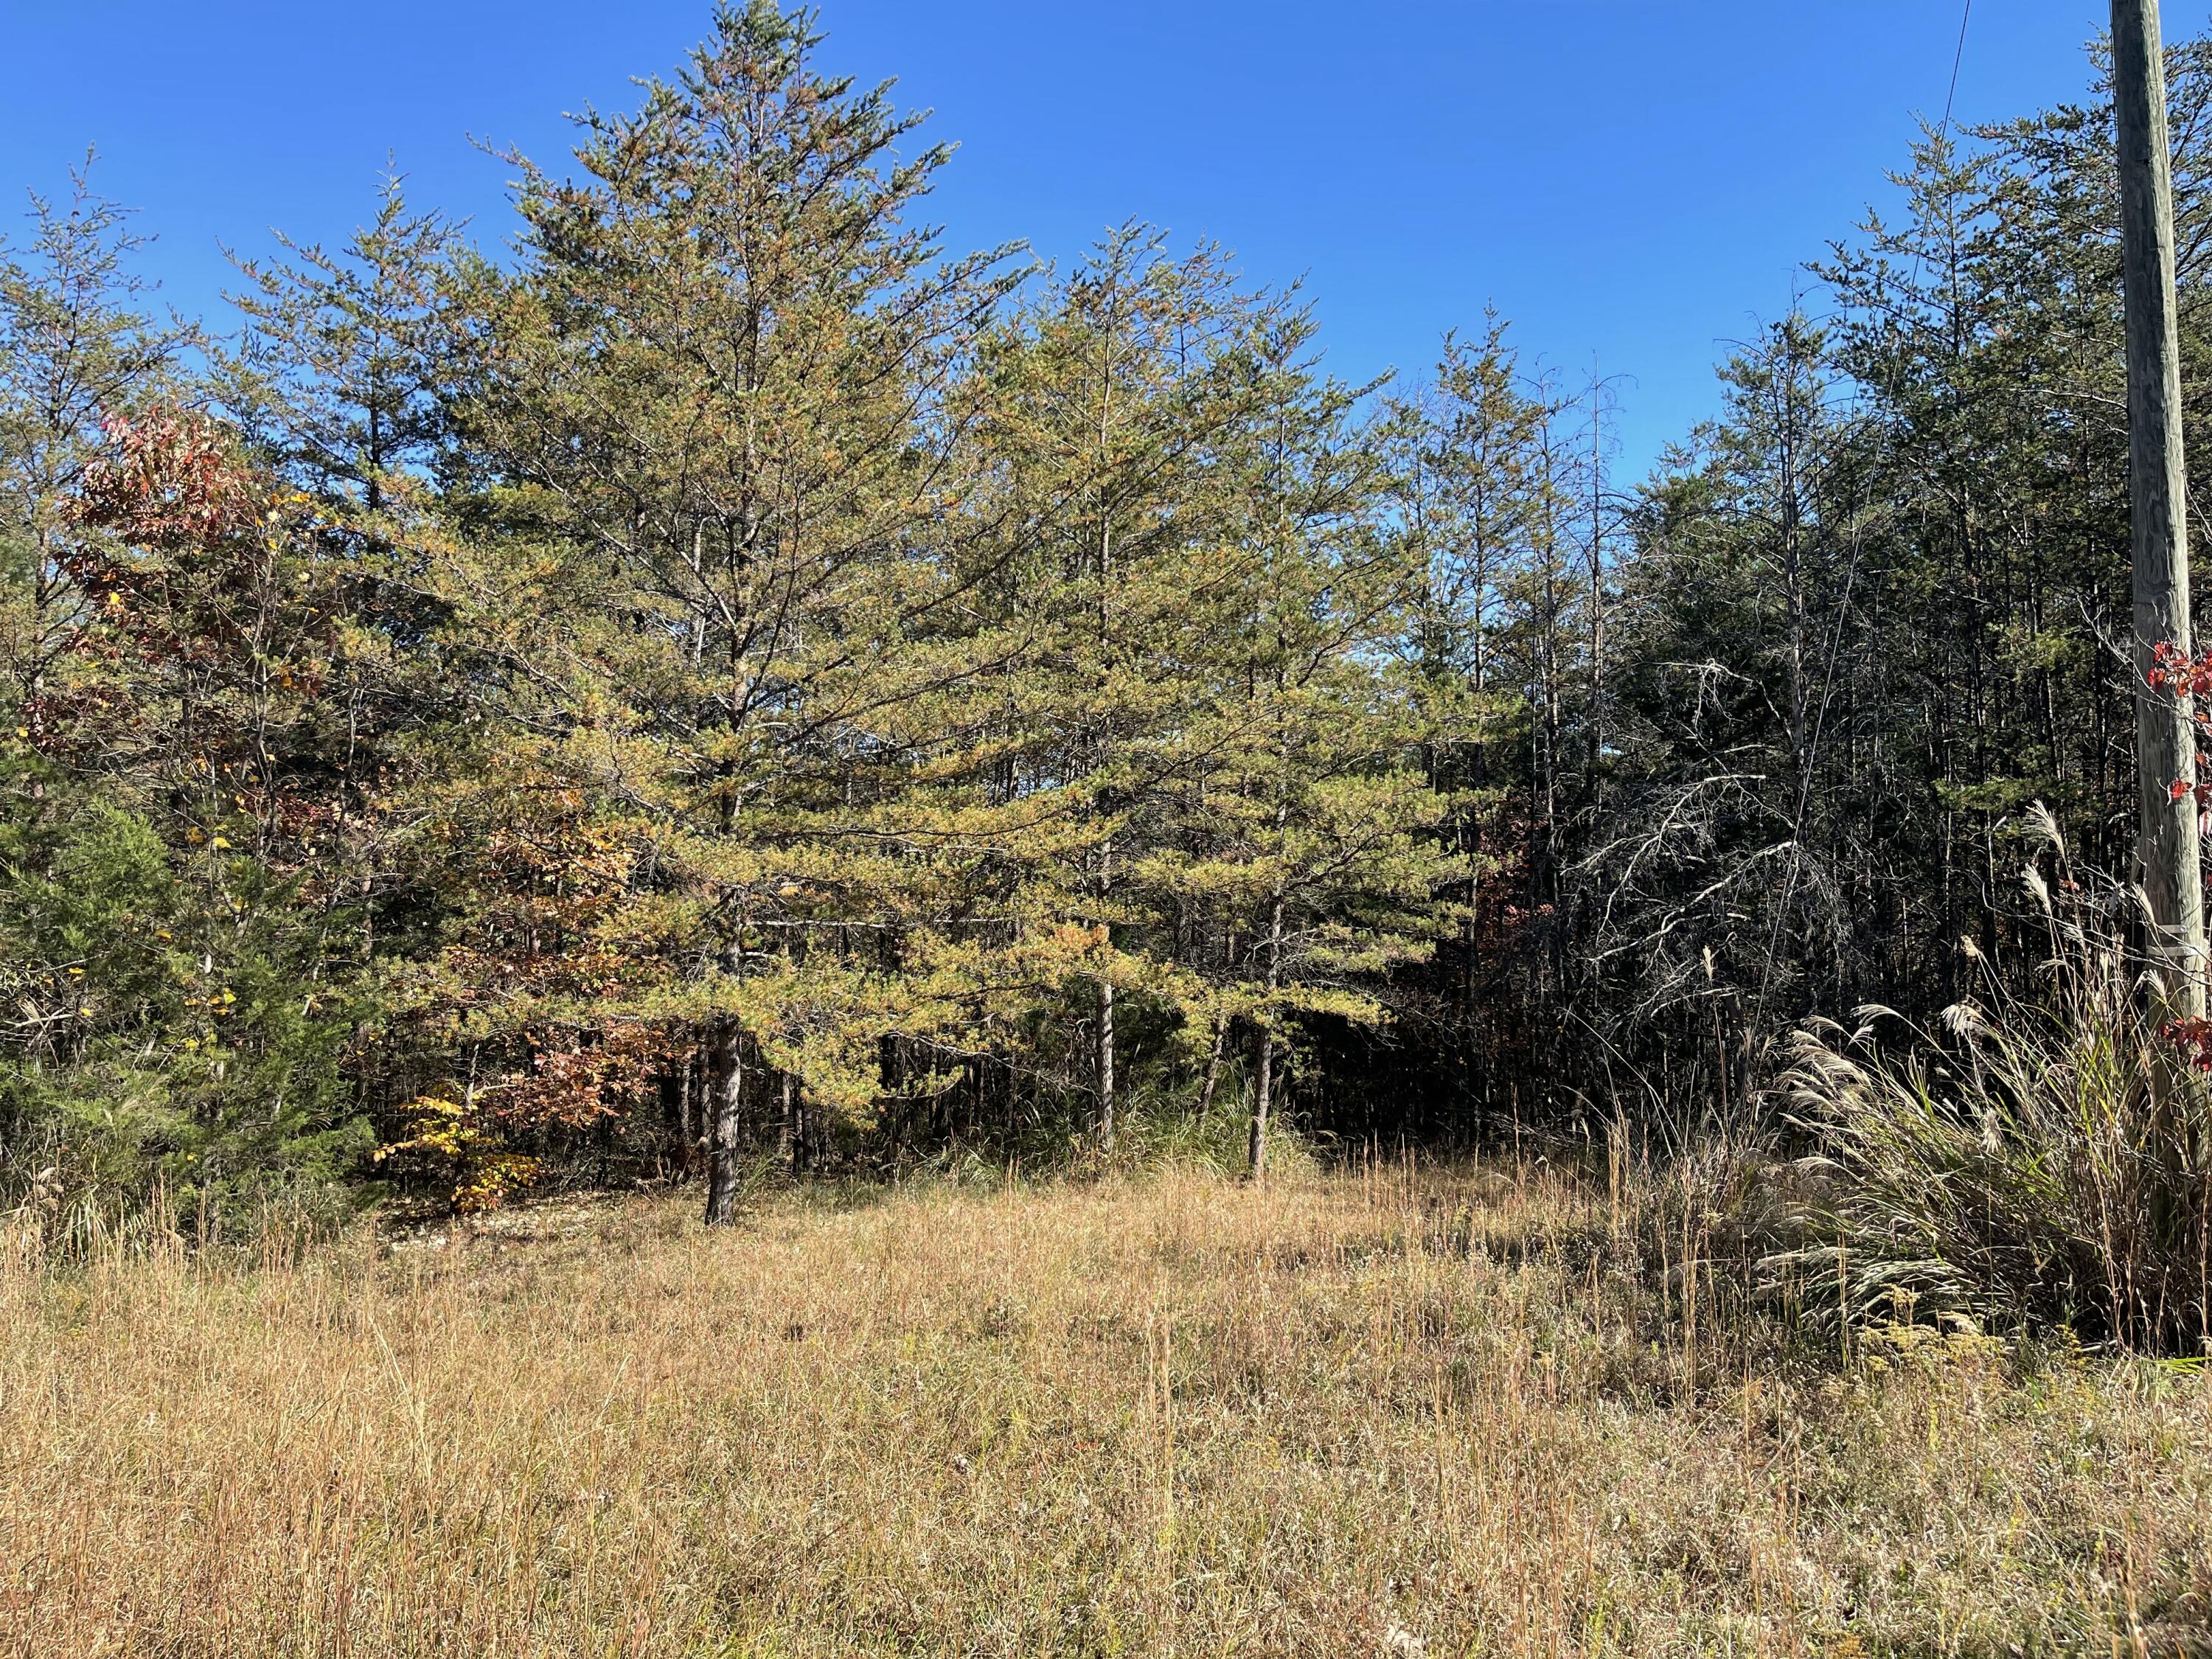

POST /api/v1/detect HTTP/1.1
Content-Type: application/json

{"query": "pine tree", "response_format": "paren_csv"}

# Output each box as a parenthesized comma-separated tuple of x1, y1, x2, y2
(0, 164, 192, 704)
(439, 1, 1024, 1218)
(220, 170, 461, 511)
(1153, 305, 1473, 1173)
(953, 227, 1256, 1148)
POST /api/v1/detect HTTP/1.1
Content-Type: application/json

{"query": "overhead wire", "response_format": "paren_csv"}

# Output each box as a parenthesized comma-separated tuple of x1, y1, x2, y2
(1942, 0, 1975, 139)
(1745, 0, 1975, 1045)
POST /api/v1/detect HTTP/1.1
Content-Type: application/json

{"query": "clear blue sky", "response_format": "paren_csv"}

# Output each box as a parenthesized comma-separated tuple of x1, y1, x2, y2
(4, 1, 2205, 477)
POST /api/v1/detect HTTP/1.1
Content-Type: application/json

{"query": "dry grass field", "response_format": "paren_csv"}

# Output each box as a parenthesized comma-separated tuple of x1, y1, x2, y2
(4, 1160, 2211, 1657)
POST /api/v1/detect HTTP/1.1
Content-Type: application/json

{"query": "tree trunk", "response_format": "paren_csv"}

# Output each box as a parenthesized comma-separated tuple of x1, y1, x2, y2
(1248, 892, 1286, 1179)
(703, 1021, 744, 1226)
(1587, 372, 1608, 801)
(779, 1071, 798, 1178)
(1096, 833, 1116, 1152)
(1197, 1011, 1228, 1120)
(1098, 977, 1116, 1151)
(1248, 1028, 1275, 1179)
(657, 1056, 689, 1180)
(1093, 316, 1120, 1153)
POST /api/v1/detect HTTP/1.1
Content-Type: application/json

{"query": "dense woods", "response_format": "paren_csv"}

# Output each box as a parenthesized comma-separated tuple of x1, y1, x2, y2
(9, 3, 2212, 1245)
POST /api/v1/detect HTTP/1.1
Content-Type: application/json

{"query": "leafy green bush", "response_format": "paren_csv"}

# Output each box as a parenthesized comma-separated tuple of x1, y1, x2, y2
(0, 766, 374, 1251)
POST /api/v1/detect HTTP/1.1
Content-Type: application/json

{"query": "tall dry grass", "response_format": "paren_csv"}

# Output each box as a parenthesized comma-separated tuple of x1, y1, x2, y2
(3, 1160, 2210, 1656)
(1784, 808, 2212, 1352)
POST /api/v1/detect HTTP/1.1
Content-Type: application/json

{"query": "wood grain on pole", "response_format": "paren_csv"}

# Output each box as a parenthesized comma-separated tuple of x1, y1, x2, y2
(2114, 0, 2208, 1013)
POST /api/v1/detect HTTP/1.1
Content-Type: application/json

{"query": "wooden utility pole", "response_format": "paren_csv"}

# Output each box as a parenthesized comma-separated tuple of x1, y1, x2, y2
(2115, 0, 2209, 1015)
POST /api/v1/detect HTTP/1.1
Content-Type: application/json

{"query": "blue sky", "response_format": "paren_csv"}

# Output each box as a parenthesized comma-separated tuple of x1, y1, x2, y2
(4, 1, 2205, 477)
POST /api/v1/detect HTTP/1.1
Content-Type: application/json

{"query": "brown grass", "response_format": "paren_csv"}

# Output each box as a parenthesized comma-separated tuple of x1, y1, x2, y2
(3, 1160, 2210, 1656)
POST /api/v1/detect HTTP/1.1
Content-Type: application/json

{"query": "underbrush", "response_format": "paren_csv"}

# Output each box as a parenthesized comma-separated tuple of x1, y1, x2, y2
(1781, 810, 2212, 1354)
(4, 1159, 2209, 1656)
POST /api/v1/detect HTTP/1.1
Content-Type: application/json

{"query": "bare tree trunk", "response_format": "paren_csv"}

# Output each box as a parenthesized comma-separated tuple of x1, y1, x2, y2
(1093, 783, 1115, 1159)
(1587, 369, 1608, 800)
(1197, 1011, 1228, 1120)
(703, 1021, 744, 1226)
(1093, 303, 1120, 1155)
(1248, 894, 1286, 1179)
(1782, 452, 1807, 788)
(681, 1046, 702, 1175)
(1248, 1028, 1275, 1178)
(657, 1056, 688, 1179)
(1098, 977, 1116, 1151)
(779, 1071, 798, 1178)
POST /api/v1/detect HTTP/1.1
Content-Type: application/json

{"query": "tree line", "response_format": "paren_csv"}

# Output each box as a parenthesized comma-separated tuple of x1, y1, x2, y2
(4, 3, 2205, 1224)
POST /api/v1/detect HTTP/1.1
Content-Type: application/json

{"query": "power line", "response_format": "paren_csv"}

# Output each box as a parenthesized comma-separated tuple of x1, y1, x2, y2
(1750, 0, 1973, 1035)
(1941, 0, 1974, 136)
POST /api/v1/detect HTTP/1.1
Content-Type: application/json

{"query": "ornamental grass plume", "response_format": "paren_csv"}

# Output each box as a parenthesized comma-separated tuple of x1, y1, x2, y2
(1781, 803, 2212, 1352)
